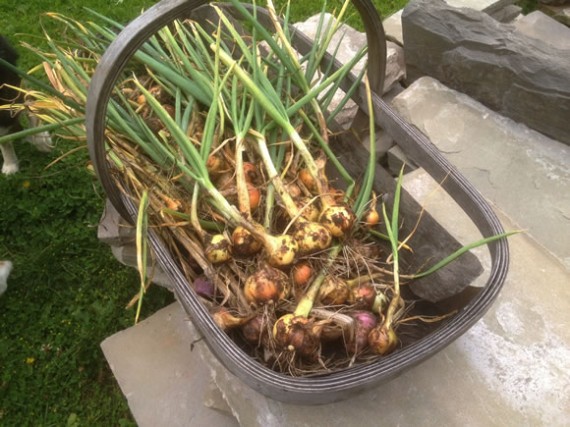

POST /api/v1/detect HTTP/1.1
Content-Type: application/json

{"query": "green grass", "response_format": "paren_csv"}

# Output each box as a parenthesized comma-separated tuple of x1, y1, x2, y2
(0, 0, 406, 425)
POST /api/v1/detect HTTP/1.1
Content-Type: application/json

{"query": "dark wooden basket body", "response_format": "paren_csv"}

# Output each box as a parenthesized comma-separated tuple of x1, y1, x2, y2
(86, 0, 509, 404)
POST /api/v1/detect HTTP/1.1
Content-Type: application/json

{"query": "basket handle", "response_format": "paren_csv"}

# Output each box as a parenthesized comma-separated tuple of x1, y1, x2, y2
(86, 0, 386, 223)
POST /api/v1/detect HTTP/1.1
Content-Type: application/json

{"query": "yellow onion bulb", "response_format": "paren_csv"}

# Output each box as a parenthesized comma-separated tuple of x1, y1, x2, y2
(247, 183, 261, 211)
(319, 204, 356, 237)
(243, 162, 258, 183)
(368, 324, 398, 355)
(318, 276, 350, 306)
(287, 183, 302, 198)
(243, 265, 290, 306)
(241, 315, 267, 345)
(264, 234, 298, 268)
(272, 314, 322, 360)
(204, 234, 232, 264)
(292, 261, 313, 290)
(298, 168, 317, 193)
(292, 220, 332, 254)
(212, 307, 247, 330)
(206, 153, 226, 175)
(231, 226, 262, 257)
(365, 208, 380, 227)
(296, 197, 320, 222)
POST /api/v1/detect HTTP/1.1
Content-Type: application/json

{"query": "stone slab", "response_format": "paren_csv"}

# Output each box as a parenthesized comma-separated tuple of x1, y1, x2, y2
(294, 13, 406, 95)
(446, 0, 515, 12)
(488, 4, 522, 22)
(392, 76, 570, 271)
(100, 304, 239, 427)
(382, 9, 404, 45)
(514, 10, 570, 50)
(540, 4, 570, 25)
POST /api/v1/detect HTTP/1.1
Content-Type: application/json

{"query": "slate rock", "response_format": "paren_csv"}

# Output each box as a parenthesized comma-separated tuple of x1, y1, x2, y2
(539, 0, 570, 5)
(446, 0, 515, 13)
(294, 13, 406, 95)
(488, 4, 522, 22)
(539, 3, 570, 26)
(402, 0, 570, 145)
(514, 10, 570, 50)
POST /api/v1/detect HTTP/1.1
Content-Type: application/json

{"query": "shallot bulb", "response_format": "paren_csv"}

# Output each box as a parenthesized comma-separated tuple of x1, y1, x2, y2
(244, 265, 290, 306)
(351, 282, 376, 311)
(192, 276, 215, 299)
(347, 311, 378, 355)
(368, 324, 398, 355)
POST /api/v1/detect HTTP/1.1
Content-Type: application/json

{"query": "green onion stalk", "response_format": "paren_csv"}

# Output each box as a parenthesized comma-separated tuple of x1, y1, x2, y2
(15, 4, 500, 372)
(271, 77, 378, 358)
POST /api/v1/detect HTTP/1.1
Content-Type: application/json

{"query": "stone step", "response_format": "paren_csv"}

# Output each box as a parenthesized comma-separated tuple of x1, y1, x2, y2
(513, 10, 570, 50)
(539, 2, 570, 26)
(391, 76, 570, 271)
(101, 303, 239, 427)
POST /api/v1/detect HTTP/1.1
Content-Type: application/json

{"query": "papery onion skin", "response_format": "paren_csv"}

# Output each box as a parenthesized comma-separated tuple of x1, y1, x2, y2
(318, 276, 350, 306)
(244, 265, 290, 306)
(204, 234, 232, 264)
(212, 307, 247, 330)
(192, 276, 215, 299)
(368, 324, 398, 355)
(319, 204, 356, 237)
(272, 314, 321, 360)
(292, 220, 332, 254)
(347, 311, 378, 355)
(351, 282, 376, 311)
(265, 234, 298, 268)
(231, 226, 262, 257)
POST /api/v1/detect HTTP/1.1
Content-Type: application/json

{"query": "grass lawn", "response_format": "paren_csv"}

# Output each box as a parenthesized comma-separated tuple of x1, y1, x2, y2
(0, 1, 405, 425)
